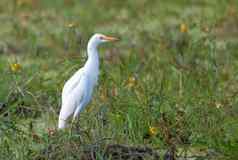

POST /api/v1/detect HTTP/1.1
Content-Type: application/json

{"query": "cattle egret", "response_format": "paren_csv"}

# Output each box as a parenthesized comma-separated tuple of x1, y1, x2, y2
(58, 33, 118, 129)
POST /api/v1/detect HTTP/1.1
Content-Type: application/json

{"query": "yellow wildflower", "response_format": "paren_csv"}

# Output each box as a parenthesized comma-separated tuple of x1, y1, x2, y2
(216, 102, 222, 109)
(67, 23, 76, 28)
(180, 23, 188, 33)
(10, 63, 21, 72)
(47, 128, 55, 137)
(149, 126, 158, 136)
(126, 76, 136, 88)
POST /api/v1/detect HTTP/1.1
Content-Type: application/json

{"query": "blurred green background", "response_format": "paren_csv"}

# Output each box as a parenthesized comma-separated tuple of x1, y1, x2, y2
(0, 0, 238, 159)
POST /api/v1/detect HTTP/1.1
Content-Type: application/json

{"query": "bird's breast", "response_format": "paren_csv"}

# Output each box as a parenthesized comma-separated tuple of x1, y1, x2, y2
(85, 70, 99, 87)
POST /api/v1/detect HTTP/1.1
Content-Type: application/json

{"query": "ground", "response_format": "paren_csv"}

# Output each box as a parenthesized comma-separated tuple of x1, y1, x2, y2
(0, 0, 238, 159)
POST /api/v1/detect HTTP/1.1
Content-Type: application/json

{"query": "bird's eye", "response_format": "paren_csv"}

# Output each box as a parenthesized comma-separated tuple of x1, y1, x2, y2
(99, 36, 103, 40)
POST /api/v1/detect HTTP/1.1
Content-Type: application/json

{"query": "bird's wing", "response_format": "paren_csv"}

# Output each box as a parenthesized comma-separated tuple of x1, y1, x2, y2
(62, 68, 83, 101)
(72, 75, 94, 119)
(58, 72, 90, 128)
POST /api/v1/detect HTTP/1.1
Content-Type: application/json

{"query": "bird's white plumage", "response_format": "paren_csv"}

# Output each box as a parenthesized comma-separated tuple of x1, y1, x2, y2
(62, 68, 83, 100)
(58, 33, 118, 129)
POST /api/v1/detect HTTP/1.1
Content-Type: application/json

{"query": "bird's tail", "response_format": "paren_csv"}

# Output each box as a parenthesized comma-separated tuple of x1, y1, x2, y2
(58, 118, 67, 129)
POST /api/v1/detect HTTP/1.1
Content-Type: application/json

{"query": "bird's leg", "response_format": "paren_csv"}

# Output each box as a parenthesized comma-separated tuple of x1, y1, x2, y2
(71, 116, 77, 125)
(70, 114, 80, 133)
(71, 106, 82, 129)
(73, 117, 82, 133)
(73, 106, 81, 121)
(70, 118, 76, 132)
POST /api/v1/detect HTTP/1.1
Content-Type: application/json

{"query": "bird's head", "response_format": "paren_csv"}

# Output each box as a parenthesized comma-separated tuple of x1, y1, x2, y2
(88, 33, 119, 48)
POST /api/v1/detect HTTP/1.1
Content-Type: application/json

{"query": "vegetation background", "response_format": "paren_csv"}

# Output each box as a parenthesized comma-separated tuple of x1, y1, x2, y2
(0, 0, 238, 159)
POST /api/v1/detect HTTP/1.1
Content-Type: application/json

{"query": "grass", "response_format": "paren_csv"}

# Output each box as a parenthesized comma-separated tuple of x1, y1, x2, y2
(0, 0, 238, 159)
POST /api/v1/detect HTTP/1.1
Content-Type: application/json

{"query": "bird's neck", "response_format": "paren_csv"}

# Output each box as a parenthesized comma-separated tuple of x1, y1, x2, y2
(84, 44, 99, 73)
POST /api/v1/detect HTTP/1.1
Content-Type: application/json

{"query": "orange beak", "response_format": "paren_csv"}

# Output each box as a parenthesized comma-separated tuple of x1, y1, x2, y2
(101, 35, 119, 42)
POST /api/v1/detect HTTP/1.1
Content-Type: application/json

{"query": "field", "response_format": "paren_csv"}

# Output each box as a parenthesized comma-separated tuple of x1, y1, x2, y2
(0, 0, 238, 159)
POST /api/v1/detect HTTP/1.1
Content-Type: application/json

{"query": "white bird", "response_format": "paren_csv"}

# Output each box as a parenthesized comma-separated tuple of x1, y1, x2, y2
(58, 33, 118, 129)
